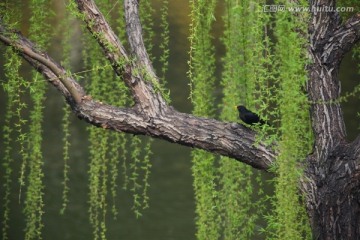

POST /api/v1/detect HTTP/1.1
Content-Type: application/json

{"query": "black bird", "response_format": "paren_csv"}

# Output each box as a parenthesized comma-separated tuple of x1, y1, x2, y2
(236, 105, 265, 125)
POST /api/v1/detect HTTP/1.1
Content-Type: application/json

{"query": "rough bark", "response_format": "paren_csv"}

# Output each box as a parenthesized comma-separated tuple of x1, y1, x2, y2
(0, 1, 275, 170)
(303, 1, 360, 238)
(1, 0, 360, 239)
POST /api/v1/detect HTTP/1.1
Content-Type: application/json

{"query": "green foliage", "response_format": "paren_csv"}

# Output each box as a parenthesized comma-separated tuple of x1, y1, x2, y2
(21, 1, 51, 239)
(80, 1, 155, 238)
(128, 136, 141, 217)
(59, 3, 74, 214)
(189, 0, 217, 117)
(81, 3, 114, 238)
(114, 135, 150, 219)
(0, 3, 31, 240)
(264, 1, 313, 239)
(1, 52, 15, 240)
(159, 0, 170, 82)
(130, 0, 154, 218)
(88, 128, 109, 240)
(191, 150, 220, 239)
(82, 8, 113, 238)
(337, 0, 359, 19)
(116, 0, 127, 43)
(1, 45, 24, 240)
(219, 0, 270, 239)
(188, 0, 220, 239)
(199, 0, 313, 239)
(60, 106, 71, 215)
(0, 4, 26, 240)
(107, 133, 121, 218)
(139, 0, 155, 61)
(141, 139, 152, 209)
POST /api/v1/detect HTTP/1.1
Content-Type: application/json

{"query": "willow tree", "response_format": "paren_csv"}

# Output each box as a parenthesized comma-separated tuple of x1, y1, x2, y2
(1, 0, 360, 239)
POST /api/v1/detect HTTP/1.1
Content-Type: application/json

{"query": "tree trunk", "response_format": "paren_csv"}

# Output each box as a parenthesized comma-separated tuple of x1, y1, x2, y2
(304, 1, 360, 238)
(303, 142, 360, 239)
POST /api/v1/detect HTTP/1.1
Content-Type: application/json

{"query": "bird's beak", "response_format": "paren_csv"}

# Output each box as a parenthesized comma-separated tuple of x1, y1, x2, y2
(234, 105, 237, 110)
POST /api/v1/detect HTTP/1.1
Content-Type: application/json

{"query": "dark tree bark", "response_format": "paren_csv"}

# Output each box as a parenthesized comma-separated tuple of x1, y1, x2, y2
(303, 1, 360, 239)
(1, 0, 360, 239)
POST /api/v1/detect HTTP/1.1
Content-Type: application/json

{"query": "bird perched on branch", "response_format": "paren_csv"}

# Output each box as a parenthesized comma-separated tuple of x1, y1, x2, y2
(236, 105, 266, 125)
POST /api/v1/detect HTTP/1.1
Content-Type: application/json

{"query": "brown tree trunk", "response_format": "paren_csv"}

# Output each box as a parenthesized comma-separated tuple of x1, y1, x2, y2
(303, 143, 360, 239)
(303, 1, 360, 238)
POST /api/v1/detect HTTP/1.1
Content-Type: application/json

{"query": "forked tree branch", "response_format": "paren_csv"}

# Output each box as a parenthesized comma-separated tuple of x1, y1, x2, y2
(322, 13, 360, 67)
(307, 0, 360, 159)
(76, 0, 166, 115)
(0, 2, 276, 170)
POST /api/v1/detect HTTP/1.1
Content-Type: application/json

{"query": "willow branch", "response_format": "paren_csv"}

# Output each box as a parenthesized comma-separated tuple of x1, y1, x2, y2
(74, 0, 135, 95)
(0, 25, 84, 104)
(0, 4, 277, 171)
(73, 0, 275, 169)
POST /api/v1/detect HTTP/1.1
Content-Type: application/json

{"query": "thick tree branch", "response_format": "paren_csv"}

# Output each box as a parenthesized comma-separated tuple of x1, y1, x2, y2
(77, 101, 276, 169)
(0, 21, 275, 170)
(322, 13, 360, 66)
(309, 0, 339, 50)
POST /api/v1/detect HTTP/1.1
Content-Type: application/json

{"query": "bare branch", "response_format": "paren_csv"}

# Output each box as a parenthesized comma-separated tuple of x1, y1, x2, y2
(322, 13, 360, 66)
(74, 0, 135, 95)
(0, 24, 85, 104)
(75, 0, 166, 114)
(309, 0, 340, 50)
(124, 0, 157, 80)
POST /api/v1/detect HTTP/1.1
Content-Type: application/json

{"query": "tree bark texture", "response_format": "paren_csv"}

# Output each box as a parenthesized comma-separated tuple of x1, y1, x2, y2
(1, 0, 360, 239)
(0, 1, 275, 170)
(304, 1, 360, 239)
